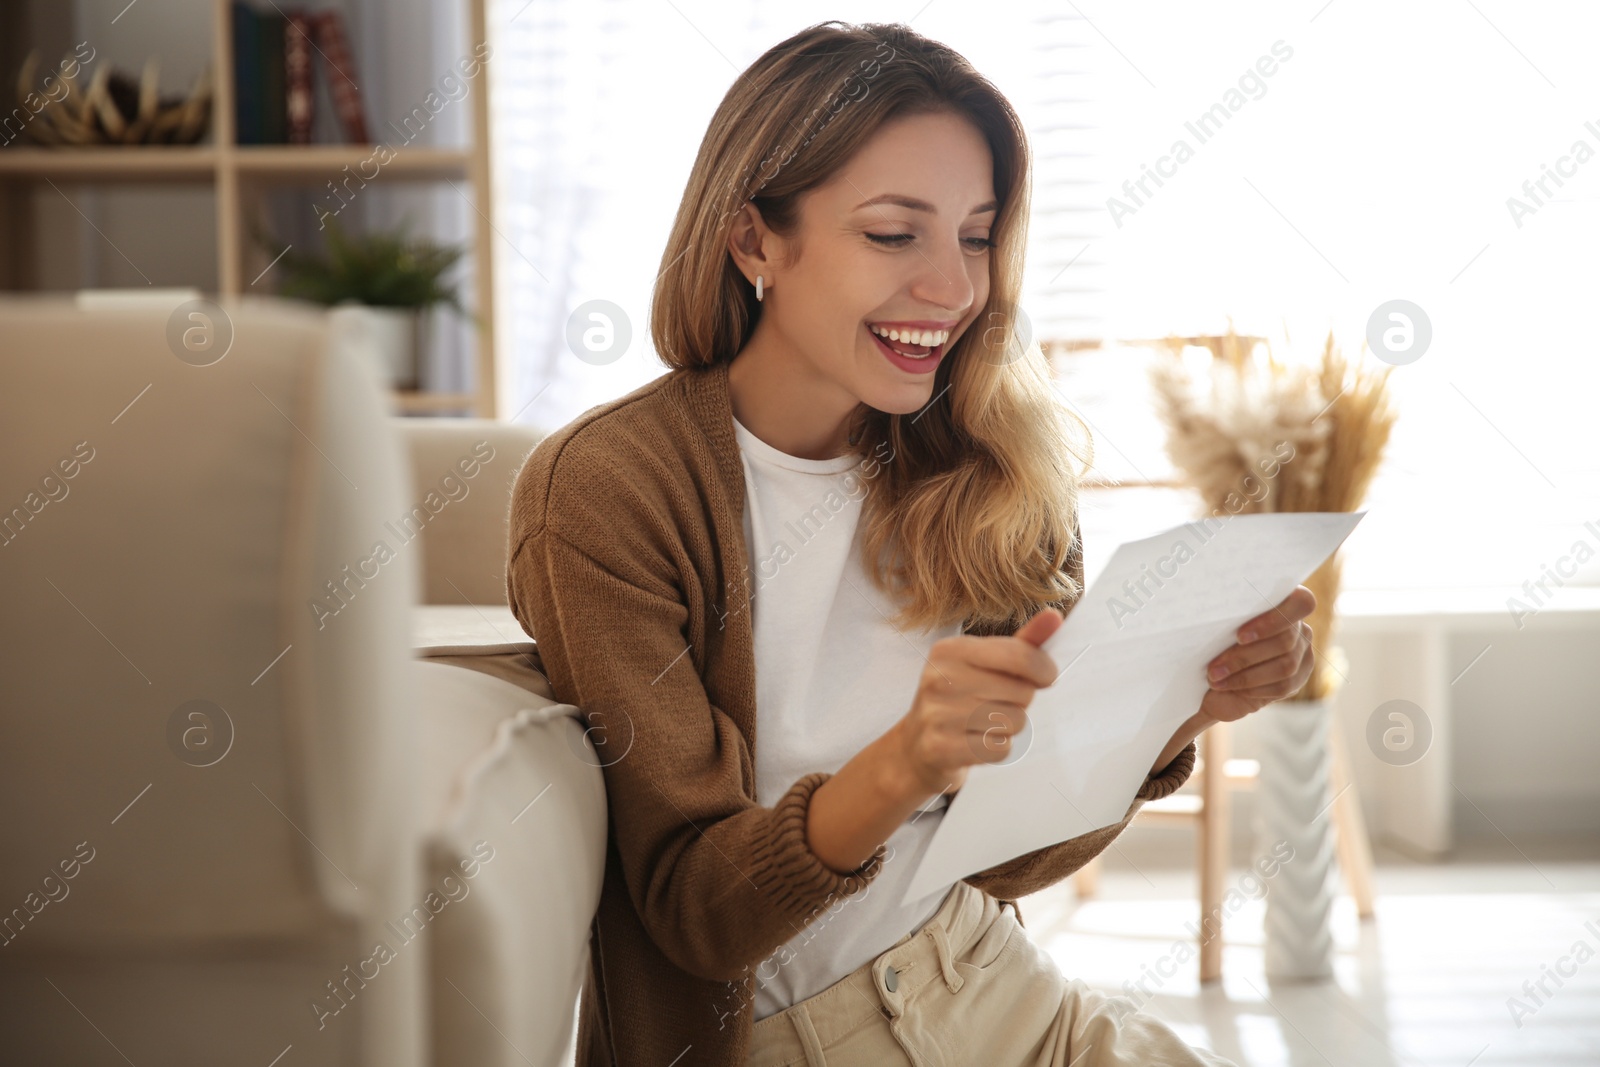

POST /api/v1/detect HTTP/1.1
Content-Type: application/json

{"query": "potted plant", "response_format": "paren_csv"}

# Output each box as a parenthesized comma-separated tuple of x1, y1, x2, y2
(261, 216, 470, 390)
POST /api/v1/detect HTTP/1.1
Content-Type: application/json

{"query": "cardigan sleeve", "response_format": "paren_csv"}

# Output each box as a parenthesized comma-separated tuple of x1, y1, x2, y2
(959, 740, 1196, 901)
(507, 487, 889, 985)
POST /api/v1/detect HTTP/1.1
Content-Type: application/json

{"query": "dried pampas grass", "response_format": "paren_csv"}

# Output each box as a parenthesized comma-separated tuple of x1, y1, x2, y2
(1149, 322, 1397, 700)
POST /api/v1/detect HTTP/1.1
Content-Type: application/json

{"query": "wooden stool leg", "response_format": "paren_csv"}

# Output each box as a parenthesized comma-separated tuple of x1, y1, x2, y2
(1328, 713, 1376, 918)
(1074, 854, 1101, 899)
(1198, 722, 1230, 982)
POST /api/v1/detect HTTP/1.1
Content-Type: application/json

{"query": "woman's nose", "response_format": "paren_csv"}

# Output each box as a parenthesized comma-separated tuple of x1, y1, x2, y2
(909, 236, 976, 313)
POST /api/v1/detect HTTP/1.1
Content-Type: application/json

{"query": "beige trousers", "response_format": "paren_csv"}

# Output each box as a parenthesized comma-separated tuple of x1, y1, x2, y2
(748, 879, 1237, 1067)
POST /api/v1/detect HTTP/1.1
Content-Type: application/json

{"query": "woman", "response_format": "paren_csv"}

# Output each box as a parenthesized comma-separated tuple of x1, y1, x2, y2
(506, 20, 1314, 1067)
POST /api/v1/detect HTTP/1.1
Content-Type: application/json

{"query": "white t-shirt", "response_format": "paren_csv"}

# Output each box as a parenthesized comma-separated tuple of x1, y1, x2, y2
(731, 414, 962, 1023)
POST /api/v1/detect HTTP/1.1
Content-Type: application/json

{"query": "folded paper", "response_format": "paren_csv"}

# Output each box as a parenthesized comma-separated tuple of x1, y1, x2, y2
(902, 510, 1366, 906)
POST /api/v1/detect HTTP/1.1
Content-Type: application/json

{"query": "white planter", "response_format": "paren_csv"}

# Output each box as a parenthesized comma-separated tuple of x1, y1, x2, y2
(326, 303, 424, 389)
(1256, 697, 1337, 980)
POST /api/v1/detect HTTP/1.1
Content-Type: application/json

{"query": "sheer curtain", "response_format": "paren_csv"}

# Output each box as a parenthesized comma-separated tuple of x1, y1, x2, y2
(489, 1, 1598, 590)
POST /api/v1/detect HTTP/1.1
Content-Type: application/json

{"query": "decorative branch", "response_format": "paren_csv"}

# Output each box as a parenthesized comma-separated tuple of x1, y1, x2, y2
(12, 51, 211, 146)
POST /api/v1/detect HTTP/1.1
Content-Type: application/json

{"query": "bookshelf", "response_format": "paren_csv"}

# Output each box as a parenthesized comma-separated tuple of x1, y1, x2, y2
(0, 0, 497, 418)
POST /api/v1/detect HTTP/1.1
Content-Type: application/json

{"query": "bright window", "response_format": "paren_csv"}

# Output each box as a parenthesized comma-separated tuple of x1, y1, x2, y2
(492, 1, 1598, 590)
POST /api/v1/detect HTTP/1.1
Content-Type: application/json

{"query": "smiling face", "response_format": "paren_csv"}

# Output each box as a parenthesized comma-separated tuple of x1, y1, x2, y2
(727, 109, 998, 458)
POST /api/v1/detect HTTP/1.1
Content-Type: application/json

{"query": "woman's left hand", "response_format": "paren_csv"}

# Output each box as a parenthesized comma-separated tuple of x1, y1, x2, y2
(1199, 585, 1318, 724)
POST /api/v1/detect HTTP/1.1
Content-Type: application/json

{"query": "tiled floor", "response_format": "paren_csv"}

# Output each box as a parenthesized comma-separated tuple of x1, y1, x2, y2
(1019, 838, 1600, 1066)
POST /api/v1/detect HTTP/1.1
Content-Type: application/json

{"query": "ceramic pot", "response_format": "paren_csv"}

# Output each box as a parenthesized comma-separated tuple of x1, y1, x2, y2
(1256, 696, 1337, 979)
(327, 303, 425, 389)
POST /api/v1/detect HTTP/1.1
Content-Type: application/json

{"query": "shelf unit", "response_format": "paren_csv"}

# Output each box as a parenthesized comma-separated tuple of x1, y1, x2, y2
(0, 0, 496, 418)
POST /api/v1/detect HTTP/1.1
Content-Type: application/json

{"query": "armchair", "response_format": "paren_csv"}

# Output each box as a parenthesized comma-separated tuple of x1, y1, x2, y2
(0, 295, 602, 1066)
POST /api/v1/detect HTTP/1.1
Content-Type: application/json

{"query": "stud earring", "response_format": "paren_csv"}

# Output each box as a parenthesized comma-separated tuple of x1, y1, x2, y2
(755, 275, 764, 302)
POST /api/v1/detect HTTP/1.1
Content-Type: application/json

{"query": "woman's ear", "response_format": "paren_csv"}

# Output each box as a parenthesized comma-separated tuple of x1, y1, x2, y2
(726, 201, 776, 285)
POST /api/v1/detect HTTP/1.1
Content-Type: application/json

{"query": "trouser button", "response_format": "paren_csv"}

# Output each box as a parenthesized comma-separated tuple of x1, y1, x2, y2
(884, 965, 899, 993)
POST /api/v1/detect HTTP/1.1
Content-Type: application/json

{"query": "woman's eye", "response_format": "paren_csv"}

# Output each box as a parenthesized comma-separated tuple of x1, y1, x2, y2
(865, 233, 996, 251)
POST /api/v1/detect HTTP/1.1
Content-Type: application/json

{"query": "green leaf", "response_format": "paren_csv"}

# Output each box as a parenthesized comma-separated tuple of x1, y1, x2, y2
(257, 214, 470, 318)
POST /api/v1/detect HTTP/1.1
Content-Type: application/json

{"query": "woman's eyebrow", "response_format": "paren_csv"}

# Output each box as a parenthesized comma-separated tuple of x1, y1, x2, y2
(851, 193, 999, 215)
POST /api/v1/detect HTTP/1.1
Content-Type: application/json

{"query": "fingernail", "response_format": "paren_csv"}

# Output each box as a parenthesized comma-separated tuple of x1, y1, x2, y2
(1239, 628, 1257, 643)
(1209, 664, 1230, 681)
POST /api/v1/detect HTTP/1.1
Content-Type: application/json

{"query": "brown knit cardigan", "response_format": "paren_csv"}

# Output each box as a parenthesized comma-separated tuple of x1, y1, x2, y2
(505, 359, 1196, 1067)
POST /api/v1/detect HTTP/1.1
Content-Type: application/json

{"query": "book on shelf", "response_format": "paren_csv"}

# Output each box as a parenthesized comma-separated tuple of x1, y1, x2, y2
(285, 11, 314, 143)
(230, 1, 263, 144)
(312, 12, 369, 143)
(260, 11, 287, 144)
(232, 2, 369, 145)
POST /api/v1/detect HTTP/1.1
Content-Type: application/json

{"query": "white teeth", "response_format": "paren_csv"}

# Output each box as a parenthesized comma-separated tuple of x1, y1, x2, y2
(869, 324, 949, 348)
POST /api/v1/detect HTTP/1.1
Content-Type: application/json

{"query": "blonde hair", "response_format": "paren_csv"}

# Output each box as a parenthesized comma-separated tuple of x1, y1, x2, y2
(650, 20, 1093, 635)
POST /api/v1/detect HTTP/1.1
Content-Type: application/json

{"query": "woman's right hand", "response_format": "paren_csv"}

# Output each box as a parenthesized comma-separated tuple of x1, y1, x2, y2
(886, 607, 1066, 800)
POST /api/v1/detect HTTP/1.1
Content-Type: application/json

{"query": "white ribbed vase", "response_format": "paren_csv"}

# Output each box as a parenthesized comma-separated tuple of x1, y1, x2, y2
(1256, 697, 1337, 979)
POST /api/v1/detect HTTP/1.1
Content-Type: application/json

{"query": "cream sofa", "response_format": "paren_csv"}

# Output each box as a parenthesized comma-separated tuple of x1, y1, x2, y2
(0, 296, 603, 1066)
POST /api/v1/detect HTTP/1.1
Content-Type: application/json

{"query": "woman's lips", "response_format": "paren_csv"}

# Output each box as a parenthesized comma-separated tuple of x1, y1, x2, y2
(869, 325, 943, 374)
